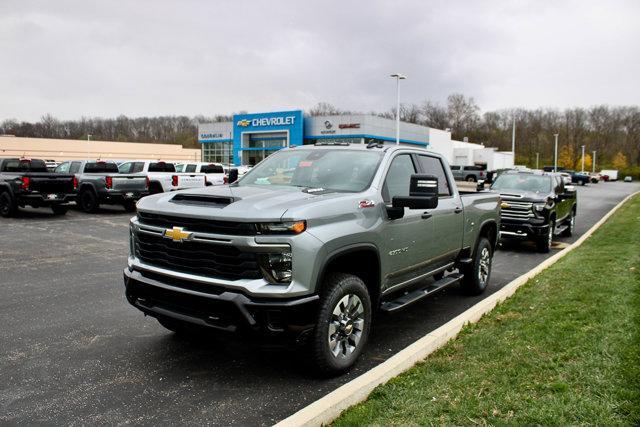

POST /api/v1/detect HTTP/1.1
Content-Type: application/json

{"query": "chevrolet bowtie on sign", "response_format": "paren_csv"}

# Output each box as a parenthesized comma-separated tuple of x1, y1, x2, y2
(163, 226, 193, 243)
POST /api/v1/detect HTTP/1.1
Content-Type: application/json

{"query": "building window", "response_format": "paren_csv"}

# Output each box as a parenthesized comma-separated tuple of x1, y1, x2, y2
(202, 142, 233, 165)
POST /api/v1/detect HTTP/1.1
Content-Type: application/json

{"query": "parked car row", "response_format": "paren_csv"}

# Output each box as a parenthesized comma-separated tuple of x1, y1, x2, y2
(0, 157, 240, 216)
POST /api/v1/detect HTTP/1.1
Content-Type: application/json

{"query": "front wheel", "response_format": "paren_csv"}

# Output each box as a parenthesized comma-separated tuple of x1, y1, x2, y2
(310, 273, 371, 375)
(461, 237, 493, 295)
(466, 176, 477, 182)
(79, 189, 99, 213)
(536, 220, 555, 253)
(123, 201, 137, 212)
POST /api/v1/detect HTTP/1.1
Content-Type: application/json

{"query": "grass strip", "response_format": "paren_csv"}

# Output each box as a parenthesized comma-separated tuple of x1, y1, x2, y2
(335, 194, 640, 426)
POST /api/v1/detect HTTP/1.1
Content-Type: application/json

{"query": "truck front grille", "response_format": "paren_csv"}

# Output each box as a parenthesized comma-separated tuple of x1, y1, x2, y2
(501, 201, 535, 220)
(134, 232, 262, 281)
(137, 211, 257, 236)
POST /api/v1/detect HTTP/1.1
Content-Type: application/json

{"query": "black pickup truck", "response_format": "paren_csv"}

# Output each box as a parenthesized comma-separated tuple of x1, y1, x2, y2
(492, 170, 577, 252)
(0, 158, 77, 217)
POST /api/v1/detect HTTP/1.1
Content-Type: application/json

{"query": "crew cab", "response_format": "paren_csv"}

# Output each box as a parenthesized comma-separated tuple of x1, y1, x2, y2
(123, 143, 500, 374)
(117, 160, 206, 194)
(55, 160, 150, 213)
(0, 157, 77, 217)
(175, 162, 227, 186)
(492, 170, 577, 252)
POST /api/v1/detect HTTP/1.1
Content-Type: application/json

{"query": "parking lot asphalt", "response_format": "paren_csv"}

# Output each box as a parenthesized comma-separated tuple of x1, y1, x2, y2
(1, 181, 638, 425)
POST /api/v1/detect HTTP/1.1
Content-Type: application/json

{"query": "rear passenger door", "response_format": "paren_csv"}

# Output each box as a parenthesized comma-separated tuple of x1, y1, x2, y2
(416, 155, 464, 266)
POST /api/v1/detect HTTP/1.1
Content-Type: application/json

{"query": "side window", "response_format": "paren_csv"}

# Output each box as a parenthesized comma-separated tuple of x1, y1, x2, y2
(417, 155, 451, 196)
(118, 162, 133, 174)
(55, 162, 70, 173)
(185, 164, 197, 173)
(382, 154, 416, 203)
(69, 162, 81, 174)
(132, 162, 145, 173)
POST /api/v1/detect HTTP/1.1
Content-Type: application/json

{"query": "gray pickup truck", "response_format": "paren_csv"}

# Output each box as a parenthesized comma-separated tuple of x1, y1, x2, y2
(123, 143, 500, 373)
(55, 160, 149, 213)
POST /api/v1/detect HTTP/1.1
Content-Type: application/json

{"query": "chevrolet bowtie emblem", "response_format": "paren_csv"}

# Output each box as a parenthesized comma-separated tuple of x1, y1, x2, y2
(163, 226, 193, 242)
(501, 202, 510, 209)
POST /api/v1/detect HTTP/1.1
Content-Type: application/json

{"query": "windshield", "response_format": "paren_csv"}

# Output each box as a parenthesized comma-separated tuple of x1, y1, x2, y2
(84, 162, 118, 173)
(492, 174, 552, 193)
(2, 159, 48, 172)
(238, 149, 383, 192)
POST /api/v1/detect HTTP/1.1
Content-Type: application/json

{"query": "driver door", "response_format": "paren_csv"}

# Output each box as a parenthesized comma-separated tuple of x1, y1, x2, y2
(379, 153, 435, 293)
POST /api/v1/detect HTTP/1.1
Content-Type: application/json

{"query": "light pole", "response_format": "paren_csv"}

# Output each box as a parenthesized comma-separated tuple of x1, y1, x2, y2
(86, 134, 92, 159)
(390, 73, 407, 145)
(553, 133, 559, 172)
(592, 150, 597, 173)
(536, 152, 539, 170)
(511, 116, 516, 156)
(581, 145, 585, 173)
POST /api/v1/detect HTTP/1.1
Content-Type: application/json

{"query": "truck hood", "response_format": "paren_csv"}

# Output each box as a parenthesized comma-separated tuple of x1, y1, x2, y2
(136, 184, 354, 222)
(496, 189, 550, 202)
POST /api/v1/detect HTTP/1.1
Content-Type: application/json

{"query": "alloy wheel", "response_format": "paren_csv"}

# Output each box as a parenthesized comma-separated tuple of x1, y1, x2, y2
(478, 247, 491, 285)
(328, 294, 365, 359)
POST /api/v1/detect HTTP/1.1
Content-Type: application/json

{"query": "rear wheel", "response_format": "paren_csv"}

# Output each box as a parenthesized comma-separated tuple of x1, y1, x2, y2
(466, 175, 477, 182)
(461, 237, 493, 295)
(123, 201, 137, 212)
(51, 205, 68, 215)
(79, 189, 99, 213)
(310, 273, 371, 375)
(0, 191, 17, 217)
(536, 220, 555, 253)
(148, 182, 164, 194)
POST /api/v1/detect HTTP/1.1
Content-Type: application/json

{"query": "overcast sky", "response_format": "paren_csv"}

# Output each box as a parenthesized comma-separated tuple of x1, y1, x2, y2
(1, 0, 638, 121)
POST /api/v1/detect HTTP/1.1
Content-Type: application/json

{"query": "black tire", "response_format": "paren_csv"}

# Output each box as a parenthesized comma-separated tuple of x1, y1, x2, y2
(466, 175, 477, 182)
(579, 180, 585, 186)
(123, 201, 137, 212)
(149, 182, 164, 194)
(51, 205, 68, 215)
(0, 191, 18, 218)
(79, 189, 99, 213)
(536, 220, 555, 253)
(561, 209, 576, 237)
(461, 237, 493, 295)
(310, 273, 371, 375)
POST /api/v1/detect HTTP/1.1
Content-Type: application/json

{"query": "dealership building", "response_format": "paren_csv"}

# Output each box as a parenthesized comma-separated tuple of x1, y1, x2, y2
(198, 109, 513, 169)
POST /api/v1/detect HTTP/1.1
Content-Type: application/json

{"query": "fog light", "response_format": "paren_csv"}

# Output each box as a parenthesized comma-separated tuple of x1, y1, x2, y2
(259, 252, 292, 284)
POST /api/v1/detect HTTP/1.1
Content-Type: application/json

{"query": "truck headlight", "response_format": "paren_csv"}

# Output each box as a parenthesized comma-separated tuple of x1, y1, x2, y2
(256, 221, 306, 235)
(258, 252, 292, 284)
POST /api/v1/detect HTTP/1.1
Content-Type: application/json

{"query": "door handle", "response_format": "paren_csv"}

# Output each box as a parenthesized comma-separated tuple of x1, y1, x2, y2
(454, 207, 462, 214)
(421, 212, 432, 219)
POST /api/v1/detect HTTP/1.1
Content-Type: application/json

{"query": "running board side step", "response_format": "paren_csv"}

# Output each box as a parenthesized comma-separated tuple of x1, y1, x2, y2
(380, 273, 464, 312)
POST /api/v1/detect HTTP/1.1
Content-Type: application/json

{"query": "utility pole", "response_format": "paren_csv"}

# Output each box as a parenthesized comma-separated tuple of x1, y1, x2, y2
(592, 150, 597, 173)
(581, 145, 586, 173)
(553, 133, 559, 172)
(536, 152, 539, 170)
(86, 134, 92, 159)
(511, 116, 516, 156)
(390, 73, 407, 145)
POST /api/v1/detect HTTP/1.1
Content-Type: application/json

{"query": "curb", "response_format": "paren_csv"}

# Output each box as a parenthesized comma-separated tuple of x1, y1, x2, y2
(275, 191, 639, 427)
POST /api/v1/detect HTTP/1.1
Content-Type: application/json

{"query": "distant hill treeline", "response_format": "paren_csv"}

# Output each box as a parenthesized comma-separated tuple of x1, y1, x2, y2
(2, 95, 638, 175)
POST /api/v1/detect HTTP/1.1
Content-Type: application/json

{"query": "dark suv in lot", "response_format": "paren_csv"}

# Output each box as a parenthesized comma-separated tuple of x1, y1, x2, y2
(492, 170, 577, 252)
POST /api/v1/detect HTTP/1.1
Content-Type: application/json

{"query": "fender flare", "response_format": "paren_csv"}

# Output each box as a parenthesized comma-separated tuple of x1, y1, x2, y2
(315, 242, 381, 295)
(0, 182, 15, 200)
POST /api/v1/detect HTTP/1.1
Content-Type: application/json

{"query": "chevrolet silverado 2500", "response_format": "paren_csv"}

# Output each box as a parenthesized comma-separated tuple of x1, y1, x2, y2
(123, 143, 500, 373)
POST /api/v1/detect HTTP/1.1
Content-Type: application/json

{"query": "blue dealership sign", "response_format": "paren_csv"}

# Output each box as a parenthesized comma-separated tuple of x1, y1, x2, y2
(232, 110, 303, 165)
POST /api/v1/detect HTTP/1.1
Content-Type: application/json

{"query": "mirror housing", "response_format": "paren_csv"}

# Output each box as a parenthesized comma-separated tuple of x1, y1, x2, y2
(389, 174, 439, 218)
(476, 179, 485, 191)
(227, 168, 239, 184)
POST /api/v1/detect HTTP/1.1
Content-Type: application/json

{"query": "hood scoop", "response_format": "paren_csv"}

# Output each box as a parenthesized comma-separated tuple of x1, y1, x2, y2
(170, 193, 235, 207)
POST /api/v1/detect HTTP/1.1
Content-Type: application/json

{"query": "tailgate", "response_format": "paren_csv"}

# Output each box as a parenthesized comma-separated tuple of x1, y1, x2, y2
(113, 175, 148, 191)
(28, 175, 75, 194)
(177, 174, 205, 189)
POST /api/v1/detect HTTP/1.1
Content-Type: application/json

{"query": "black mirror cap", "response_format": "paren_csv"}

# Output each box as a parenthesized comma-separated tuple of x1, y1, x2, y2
(477, 180, 486, 191)
(228, 168, 239, 184)
(392, 195, 438, 210)
(409, 174, 439, 197)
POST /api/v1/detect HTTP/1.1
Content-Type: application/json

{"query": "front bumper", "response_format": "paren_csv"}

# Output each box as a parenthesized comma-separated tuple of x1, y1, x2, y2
(17, 193, 76, 208)
(123, 267, 319, 343)
(499, 218, 549, 240)
(99, 190, 150, 204)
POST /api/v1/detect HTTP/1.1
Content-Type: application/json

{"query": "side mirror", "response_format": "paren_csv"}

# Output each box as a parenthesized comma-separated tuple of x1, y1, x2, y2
(228, 168, 239, 184)
(389, 174, 439, 219)
(476, 180, 485, 191)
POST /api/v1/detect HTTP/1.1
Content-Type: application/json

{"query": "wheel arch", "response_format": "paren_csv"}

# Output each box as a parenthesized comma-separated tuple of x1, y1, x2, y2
(478, 219, 498, 252)
(317, 243, 381, 308)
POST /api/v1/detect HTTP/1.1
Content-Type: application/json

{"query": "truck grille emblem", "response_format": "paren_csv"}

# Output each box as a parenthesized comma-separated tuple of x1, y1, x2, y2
(163, 226, 193, 243)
